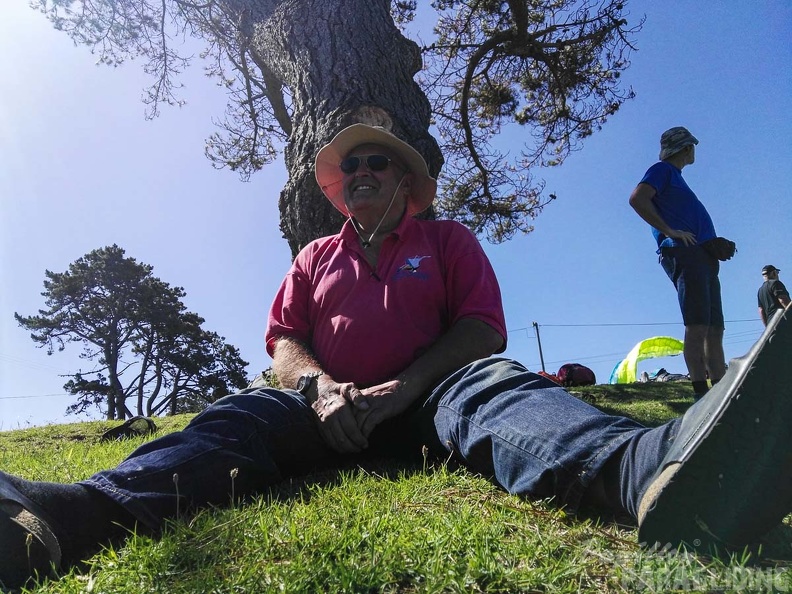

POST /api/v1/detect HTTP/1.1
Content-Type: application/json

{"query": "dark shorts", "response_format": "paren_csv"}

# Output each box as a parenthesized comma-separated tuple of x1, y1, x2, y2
(660, 246, 724, 328)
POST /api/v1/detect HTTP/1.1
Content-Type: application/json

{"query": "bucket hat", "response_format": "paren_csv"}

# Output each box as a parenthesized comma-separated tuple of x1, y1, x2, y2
(659, 126, 699, 160)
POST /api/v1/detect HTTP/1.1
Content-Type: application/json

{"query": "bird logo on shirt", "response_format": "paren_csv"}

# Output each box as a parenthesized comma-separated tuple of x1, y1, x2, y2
(399, 256, 431, 273)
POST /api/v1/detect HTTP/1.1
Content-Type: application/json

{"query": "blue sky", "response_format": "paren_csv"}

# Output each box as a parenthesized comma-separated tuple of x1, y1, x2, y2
(1, 1, 790, 429)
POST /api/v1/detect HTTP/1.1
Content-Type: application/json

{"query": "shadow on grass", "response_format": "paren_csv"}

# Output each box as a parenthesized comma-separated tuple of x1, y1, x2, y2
(269, 453, 792, 567)
(757, 523, 792, 562)
(266, 449, 447, 505)
(576, 506, 792, 563)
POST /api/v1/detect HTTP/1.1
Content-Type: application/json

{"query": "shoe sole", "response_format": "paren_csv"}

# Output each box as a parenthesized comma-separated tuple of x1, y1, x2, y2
(638, 309, 792, 553)
(0, 475, 61, 589)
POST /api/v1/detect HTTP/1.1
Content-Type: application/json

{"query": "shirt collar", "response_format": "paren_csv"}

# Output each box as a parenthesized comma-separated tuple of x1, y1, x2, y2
(339, 213, 417, 248)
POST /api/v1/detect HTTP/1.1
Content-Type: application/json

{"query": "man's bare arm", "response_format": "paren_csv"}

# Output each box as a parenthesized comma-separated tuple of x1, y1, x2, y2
(354, 318, 504, 436)
(271, 336, 323, 389)
(272, 336, 369, 453)
(396, 318, 503, 400)
(629, 183, 696, 246)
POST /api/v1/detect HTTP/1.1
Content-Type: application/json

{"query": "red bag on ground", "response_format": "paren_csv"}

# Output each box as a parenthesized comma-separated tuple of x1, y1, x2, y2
(556, 363, 596, 387)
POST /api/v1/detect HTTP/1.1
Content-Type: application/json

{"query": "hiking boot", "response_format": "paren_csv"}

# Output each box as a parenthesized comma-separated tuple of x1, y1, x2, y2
(0, 472, 62, 590)
(637, 309, 792, 553)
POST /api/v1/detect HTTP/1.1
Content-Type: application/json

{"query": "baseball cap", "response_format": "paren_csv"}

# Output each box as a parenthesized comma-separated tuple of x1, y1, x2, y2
(762, 265, 780, 274)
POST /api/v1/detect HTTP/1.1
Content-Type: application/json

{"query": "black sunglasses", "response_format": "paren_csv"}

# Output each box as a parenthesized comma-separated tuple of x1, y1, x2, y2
(339, 154, 393, 174)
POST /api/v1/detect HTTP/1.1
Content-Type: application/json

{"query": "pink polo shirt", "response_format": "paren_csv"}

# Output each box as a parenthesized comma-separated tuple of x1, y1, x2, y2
(266, 215, 506, 387)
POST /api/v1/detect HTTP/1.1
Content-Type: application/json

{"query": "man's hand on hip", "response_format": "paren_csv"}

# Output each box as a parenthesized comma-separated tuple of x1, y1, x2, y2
(666, 229, 696, 246)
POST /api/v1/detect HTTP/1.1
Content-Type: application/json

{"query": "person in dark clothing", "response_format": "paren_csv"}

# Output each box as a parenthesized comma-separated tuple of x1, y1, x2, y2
(758, 264, 791, 326)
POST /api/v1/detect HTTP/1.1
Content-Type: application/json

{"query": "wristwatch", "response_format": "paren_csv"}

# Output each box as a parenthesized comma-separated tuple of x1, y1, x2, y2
(296, 370, 324, 396)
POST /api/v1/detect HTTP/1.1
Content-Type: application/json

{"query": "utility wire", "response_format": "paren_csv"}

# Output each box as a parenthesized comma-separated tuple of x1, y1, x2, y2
(0, 393, 70, 400)
(522, 318, 760, 329)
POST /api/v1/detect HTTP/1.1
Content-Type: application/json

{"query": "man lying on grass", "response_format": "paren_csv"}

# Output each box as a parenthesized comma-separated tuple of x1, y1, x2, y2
(2, 123, 791, 590)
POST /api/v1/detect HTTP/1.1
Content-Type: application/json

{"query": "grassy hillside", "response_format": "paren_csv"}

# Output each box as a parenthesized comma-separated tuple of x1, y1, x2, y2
(2, 382, 791, 593)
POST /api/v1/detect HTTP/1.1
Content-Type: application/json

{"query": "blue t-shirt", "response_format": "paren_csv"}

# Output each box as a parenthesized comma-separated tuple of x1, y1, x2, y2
(640, 161, 716, 248)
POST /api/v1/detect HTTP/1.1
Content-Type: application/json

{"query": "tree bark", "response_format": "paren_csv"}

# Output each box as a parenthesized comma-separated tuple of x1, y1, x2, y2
(247, 0, 443, 256)
(105, 344, 123, 420)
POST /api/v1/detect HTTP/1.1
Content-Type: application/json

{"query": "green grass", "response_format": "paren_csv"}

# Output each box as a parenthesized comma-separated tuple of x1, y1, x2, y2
(3, 383, 792, 593)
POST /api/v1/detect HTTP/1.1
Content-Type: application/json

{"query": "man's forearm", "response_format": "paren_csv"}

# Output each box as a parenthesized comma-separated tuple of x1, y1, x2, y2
(394, 318, 504, 402)
(271, 337, 323, 389)
(351, 318, 505, 437)
(273, 336, 370, 453)
(629, 186, 673, 237)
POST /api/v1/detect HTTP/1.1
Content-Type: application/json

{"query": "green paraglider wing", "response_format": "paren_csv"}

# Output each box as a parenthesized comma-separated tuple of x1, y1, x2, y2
(608, 336, 685, 384)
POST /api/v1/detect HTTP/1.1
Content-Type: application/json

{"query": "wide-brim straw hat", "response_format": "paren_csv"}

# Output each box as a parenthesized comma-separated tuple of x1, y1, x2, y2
(315, 124, 437, 217)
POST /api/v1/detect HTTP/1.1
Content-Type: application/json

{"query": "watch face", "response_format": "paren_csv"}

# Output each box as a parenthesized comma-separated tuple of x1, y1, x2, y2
(297, 372, 322, 394)
(297, 375, 310, 393)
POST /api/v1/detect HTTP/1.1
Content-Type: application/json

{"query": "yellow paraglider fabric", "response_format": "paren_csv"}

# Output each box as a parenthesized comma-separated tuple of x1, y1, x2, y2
(609, 336, 684, 384)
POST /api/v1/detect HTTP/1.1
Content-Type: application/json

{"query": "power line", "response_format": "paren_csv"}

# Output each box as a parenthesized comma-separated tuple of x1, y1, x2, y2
(0, 393, 70, 400)
(519, 318, 760, 329)
(0, 353, 72, 374)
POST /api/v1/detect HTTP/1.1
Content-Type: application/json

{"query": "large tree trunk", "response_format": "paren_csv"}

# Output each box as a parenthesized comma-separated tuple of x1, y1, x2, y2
(248, 0, 443, 256)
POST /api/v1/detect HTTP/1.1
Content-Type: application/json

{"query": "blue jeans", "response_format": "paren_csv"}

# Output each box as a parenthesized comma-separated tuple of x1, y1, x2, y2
(82, 358, 678, 529)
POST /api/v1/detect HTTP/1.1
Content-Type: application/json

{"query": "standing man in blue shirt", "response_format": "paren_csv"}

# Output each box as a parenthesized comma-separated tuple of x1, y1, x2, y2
(629, 127, 726, 398)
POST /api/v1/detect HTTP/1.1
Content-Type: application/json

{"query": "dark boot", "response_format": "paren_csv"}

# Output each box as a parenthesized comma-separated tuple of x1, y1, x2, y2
(0, 472, 135, 590)
(638, 309, 792, 553)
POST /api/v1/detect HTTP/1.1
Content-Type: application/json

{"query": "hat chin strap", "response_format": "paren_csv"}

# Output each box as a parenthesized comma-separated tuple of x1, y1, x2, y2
(350, 173, 407, 249)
